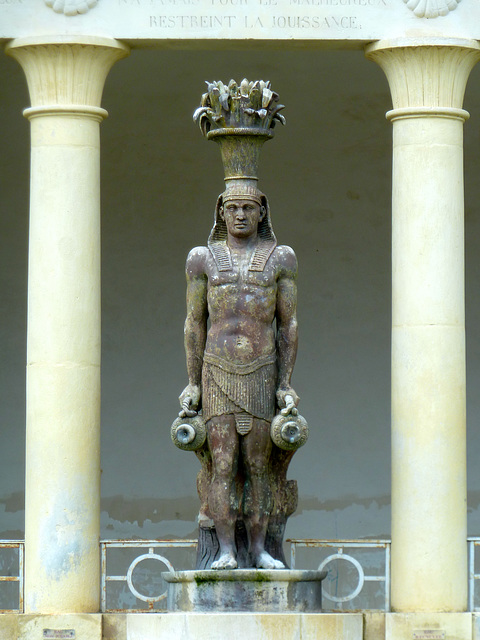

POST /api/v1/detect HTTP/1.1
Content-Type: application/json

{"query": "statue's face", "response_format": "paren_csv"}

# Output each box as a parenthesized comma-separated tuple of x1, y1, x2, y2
(222, 199, 265, 239)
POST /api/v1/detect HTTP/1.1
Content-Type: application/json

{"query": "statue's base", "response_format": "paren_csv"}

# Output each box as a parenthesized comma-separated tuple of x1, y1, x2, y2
(162, 569, 327, 613)
(102, 612, 365, 640)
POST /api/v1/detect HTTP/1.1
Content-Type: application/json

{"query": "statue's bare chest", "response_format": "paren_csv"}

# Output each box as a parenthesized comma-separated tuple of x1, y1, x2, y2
(205, 257, 277, 320)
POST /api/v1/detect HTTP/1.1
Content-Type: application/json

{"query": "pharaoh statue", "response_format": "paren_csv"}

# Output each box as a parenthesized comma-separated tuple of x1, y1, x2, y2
(171, 80, 308, 570)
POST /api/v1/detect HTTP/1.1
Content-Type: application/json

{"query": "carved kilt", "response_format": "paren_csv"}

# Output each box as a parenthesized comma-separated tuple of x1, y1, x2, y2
(202, 352, 277, 426)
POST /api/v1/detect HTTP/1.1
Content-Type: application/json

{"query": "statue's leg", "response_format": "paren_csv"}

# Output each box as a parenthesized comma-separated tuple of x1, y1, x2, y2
(266, 448, 298, 566)
(242, 419, 284, 569)
(207, 415, 239, 570)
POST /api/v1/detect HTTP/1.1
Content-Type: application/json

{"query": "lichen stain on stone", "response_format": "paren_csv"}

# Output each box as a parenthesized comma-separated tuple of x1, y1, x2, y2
(39, 496, 91, 580)
(250, 572, 272, 583)
(258, 613, 297, 636)
(194, 574, 221, 584)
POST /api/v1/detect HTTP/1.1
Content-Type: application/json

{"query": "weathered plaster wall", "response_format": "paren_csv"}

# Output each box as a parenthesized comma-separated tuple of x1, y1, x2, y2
(0, 53, 29, 540)
(1, 46, 480, 543)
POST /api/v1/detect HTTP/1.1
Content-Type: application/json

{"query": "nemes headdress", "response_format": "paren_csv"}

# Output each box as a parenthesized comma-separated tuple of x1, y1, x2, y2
(193, 79, 285, 272)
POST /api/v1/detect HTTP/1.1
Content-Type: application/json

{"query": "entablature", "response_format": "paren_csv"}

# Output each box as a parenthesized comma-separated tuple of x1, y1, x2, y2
(0, 0, 478, 48)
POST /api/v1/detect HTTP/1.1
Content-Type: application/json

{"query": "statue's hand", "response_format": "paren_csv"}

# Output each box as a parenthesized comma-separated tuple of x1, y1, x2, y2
(179, 384, 201, 418)
(276, 387, 300, 416)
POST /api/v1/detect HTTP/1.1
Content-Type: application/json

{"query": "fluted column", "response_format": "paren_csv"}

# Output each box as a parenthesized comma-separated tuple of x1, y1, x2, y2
(5, 36, 129, 613)
(366, 39, 480, 612)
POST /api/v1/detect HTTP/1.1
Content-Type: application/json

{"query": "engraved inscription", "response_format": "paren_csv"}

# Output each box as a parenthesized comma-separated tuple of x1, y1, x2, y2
(148, 13, 363, 28)
(413, 632, 446, 640)
(271, 14, 360, 27)
(150, 14, 236, 26)
(43, 631, 76, 640)
(145, 0, 388, 31)
(149, 0, 201, 4)
(289, 0, 386, 4)
(244, 15, 265, 26)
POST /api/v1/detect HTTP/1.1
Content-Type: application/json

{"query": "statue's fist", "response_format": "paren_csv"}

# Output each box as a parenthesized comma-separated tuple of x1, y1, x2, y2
(276, 387, 300, 416)
(179, 384, 201, 418)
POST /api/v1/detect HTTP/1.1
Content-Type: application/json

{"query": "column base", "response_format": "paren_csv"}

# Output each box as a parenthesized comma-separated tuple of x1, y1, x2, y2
(0, 614, 102, 640)
(387, 613, 472, 640)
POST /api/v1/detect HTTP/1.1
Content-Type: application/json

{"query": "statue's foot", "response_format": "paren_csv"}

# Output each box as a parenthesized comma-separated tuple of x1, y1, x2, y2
(255, 551, 285, 570)
(211, 552, 238, 570)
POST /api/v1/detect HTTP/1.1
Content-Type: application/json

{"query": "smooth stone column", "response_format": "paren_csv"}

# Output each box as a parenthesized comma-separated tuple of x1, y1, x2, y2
(366, 39, 480, 612)
(5, 36, 128, 613)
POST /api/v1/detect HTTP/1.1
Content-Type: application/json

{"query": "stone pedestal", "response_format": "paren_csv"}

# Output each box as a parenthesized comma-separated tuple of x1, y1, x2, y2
(163, 569, 326, 613)
(102, 612, 364, 640)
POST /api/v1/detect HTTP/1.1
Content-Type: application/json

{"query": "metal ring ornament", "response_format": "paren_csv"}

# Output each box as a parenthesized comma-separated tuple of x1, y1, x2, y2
(270, 413, 309, 450)
(171, 414, 206, 451)
(126, 553, 175, 603)
(318, 553, 365, 603)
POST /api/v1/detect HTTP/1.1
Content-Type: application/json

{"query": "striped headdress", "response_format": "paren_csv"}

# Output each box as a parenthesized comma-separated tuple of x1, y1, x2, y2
(207, 183, 277, 273)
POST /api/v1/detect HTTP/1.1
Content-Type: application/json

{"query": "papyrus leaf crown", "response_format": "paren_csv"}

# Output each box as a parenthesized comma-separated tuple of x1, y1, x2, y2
(193, 79, 286, 136)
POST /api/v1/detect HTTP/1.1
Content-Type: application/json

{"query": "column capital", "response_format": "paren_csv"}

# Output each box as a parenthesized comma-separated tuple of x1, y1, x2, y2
(5, 36, 129, 120)
(365, 38, 480, 122)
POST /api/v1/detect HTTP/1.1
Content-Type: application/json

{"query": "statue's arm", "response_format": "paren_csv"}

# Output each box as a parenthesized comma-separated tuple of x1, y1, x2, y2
(179, 247, 208, 415)
(275, 246, 299, 413)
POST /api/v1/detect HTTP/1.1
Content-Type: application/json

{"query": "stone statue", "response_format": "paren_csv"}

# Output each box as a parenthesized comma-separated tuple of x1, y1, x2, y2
(172, 80, 308, 571)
